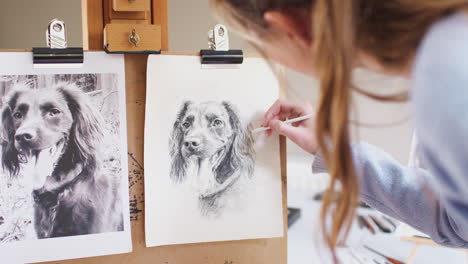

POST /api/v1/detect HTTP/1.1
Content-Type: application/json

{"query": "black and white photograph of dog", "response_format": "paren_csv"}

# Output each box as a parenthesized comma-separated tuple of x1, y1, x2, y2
(169, 101, 255, 216)
(0, 74, 124, 242)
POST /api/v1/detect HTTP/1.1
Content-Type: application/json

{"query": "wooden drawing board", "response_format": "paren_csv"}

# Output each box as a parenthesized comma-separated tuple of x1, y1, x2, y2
(1, 0, 288, 262)
(15, 53, 286, 264)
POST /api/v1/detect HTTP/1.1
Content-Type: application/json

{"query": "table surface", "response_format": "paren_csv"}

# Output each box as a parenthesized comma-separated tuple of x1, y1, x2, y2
(287, 188, 468, 264)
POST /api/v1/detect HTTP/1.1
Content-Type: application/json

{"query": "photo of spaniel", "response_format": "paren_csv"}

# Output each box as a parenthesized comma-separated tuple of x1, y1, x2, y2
(169, 101, 255, 216)
(1, 83, 123, 239)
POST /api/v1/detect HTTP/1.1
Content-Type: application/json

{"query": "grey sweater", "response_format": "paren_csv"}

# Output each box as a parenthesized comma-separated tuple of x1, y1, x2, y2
(313, 12, 468, 247)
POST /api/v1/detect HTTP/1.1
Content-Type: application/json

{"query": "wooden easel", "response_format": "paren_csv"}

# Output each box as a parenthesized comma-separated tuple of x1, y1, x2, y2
(17, 0, 286, 263)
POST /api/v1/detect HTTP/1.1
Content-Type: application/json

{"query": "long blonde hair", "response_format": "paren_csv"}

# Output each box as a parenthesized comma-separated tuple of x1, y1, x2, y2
(210, 0, 468, 261)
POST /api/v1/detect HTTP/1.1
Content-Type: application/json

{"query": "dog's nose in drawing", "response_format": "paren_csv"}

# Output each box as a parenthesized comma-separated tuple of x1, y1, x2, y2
(15, 129, 37, 143)
(184, 138, 201, 151)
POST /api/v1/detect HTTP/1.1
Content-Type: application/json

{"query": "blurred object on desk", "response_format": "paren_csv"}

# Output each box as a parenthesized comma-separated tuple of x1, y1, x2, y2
(287, 208, 302, 228)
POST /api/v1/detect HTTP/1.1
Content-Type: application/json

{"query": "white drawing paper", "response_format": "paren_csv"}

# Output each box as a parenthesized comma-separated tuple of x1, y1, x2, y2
(145, 55, 284, 247)
(0, 52, 132, 264)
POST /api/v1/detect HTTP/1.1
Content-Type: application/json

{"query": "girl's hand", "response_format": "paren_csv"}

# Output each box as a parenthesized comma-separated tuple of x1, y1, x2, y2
(262, 99, 319, 155)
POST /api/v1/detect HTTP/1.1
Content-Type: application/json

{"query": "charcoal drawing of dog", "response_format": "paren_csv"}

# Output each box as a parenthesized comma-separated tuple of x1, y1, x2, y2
(1, 83, 123, 239)
(169, 101, 255, 216)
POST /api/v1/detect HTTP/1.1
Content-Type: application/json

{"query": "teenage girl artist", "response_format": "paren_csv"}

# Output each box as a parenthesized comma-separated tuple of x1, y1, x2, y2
(210, 0, 468, 259)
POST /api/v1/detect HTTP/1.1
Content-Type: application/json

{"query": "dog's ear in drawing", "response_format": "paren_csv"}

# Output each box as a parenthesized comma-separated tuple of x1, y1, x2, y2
(215, 102, 255, 184)
(169, 101, 192, 182)
(56, 83, 104, 173)
(1, 86, 27, 176)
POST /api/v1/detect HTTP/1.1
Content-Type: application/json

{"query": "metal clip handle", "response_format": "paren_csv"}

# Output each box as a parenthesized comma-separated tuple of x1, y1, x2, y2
(128, 29, 140, 47)
(46, 19, 67, 49)
(207, 24, 230, 51)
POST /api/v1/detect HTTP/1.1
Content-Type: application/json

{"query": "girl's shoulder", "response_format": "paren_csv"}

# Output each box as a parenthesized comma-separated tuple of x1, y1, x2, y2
(413, 12, 468, 79)
(412, 12, 468, 123)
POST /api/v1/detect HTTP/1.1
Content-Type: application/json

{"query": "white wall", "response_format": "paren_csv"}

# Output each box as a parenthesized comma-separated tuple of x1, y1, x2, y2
(0, 0, 82, 49)
(168, 0, 413, 188)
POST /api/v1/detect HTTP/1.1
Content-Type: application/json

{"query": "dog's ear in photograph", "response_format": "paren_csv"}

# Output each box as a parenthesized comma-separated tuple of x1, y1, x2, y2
(169, 101, 192, 182)
(56, 84, 104, 172)
(217, 102, 255, 182)
(1, 85, 29, 176)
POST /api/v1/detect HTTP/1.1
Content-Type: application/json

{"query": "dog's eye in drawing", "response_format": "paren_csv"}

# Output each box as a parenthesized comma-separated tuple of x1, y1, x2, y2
(13, 112, 23, 119)
(212, 119, 223, 128)
(182, 121, 191, 129)
(48, 108, 61, 116)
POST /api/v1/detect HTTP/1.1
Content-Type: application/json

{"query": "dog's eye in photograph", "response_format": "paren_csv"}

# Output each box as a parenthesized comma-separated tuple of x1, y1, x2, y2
(169, 101, 255, 216)
(0, 74, 124, 243)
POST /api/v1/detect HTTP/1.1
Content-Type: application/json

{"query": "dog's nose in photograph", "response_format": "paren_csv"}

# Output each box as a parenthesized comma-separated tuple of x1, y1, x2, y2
(15, 129, 37, 144)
